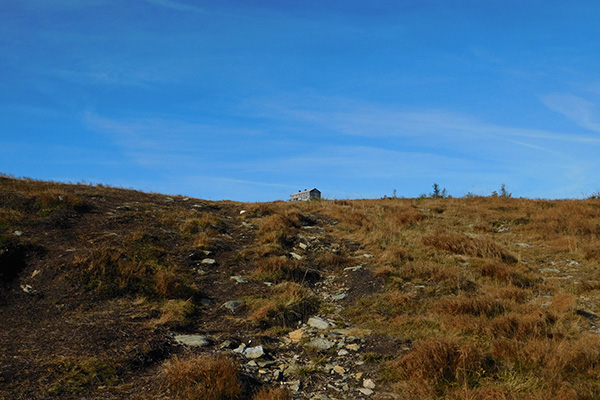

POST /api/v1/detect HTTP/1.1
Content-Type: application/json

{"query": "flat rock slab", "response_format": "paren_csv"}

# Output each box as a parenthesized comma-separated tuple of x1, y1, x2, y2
(344, 266, 363, 272)
(289, 329, 304, 343)
(233, 345, 264, 359)
(174, 335, 210, 347)
(305, 338, 334, 351)
(222, 300, 244, 313)
(307, 316, 332, 330)
(230, 275, 247, 284)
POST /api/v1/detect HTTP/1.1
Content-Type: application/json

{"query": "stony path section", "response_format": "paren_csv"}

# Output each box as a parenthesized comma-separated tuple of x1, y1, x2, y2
(172, 211, 400, 399)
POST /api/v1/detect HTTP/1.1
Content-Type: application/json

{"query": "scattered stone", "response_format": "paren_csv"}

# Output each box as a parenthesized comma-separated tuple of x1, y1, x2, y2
(540, 268, 560, 274)
(200, 298, 212, 306)
(332, 292, 347, 301)
(346, 343, 361, 351)
(202, 258, 217, 265)
(287, 380, 301, 392)
(290, 252, 303, 260)
(354, 372, 364, 380)
(174, 335, 210, 347)
(240, 210, 247, 215)
(344, 266, 363, 272)
(362, 254, 374, 258)
(20, 284, 34, 294)
(289, 329, 304, 343)
(333, 365, 346, 374)
(338, 349, 349, 356)
(307, 316, 331, 330)
(222, 300, 243, 313)
(305, 338, 334, 351)
(203, 250, 212, 255)
(31, 270, 41, 278)
(514, 243, 533, 248)
(163, 197, 174, 203)
(299, 243, 308, 250)
(244, 345, 265, 359)
(230, 275, 247, 284)
(116, 205, 132, 211)
(13, 230, 23, 237)
(220, 340, 235, 349)
(182, 197, 190, 201)
(363, 379, 375, 389)
(312, 394, 330, 400)
(358, 388, 373, 396)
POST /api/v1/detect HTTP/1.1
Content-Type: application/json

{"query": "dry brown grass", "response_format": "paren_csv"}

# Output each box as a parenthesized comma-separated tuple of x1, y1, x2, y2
(252, 386, 291, 400)
(389, 337, 486, 385)
(252, 256, 304, 282)
(162, 355, 242, 400)
(248, 282, 320, 328)
(423, 231, 517, 263)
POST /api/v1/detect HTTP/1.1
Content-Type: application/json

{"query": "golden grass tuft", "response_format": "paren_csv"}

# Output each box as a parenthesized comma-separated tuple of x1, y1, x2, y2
(248, 282, 320, 328)
(390, 337, 485, 385)
(436, 294, 509, 318)
(162, 355, 242, 400)
(252, 386, 292, 400)
(423, 232, 517, 263)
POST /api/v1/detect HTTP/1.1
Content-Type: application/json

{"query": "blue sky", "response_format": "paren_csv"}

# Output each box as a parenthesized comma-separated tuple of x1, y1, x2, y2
(1, 1, 600, 201)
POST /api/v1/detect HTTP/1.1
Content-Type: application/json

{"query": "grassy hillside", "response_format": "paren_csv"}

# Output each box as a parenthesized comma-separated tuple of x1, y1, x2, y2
(2, 176, 600, 399)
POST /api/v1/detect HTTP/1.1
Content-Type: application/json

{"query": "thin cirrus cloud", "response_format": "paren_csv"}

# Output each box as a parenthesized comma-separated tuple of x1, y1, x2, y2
(541, 93, 600, 134)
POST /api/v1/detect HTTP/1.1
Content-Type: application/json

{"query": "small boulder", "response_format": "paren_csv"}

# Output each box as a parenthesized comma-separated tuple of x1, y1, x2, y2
(307, 316, 331, 330)
(222, 300, 243, 313)
(174, 335, 210, 347)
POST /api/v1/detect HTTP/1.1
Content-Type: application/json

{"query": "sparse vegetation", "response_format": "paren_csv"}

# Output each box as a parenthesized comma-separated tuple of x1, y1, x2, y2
(3, 176, 600, 399)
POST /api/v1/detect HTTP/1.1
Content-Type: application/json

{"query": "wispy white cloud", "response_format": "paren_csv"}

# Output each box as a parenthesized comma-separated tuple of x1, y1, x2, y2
(251, 96, 600, 145)
(541, 93, 600, 133)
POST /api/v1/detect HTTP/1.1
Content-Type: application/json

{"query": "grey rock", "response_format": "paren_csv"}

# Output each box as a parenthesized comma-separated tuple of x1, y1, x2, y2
(222, 300, 243, 313)
(358, 388, 373, 396)
(307, 316, 332, 330)
(239, 210, 247, 215)
(362, 254, 374, 258)
(332, 292, 347, 301)
(363, 379, 375, 389)
(202, 258, 217, 265)
(290, 252, 303, 260)
(244, 345, 264, 359)
(299, 243, 308, 250)
(344, 265, 363, 272)
(541, 268, 560, 274)
(13, 230, 23, 237)
(200, 298, 212, 306)
(305, 338, 334, 351)
(20, 284, 34, 294)
(230, 275, 247, 284)
(286, 380, 301, 392)
(174, 335, 210, 347)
